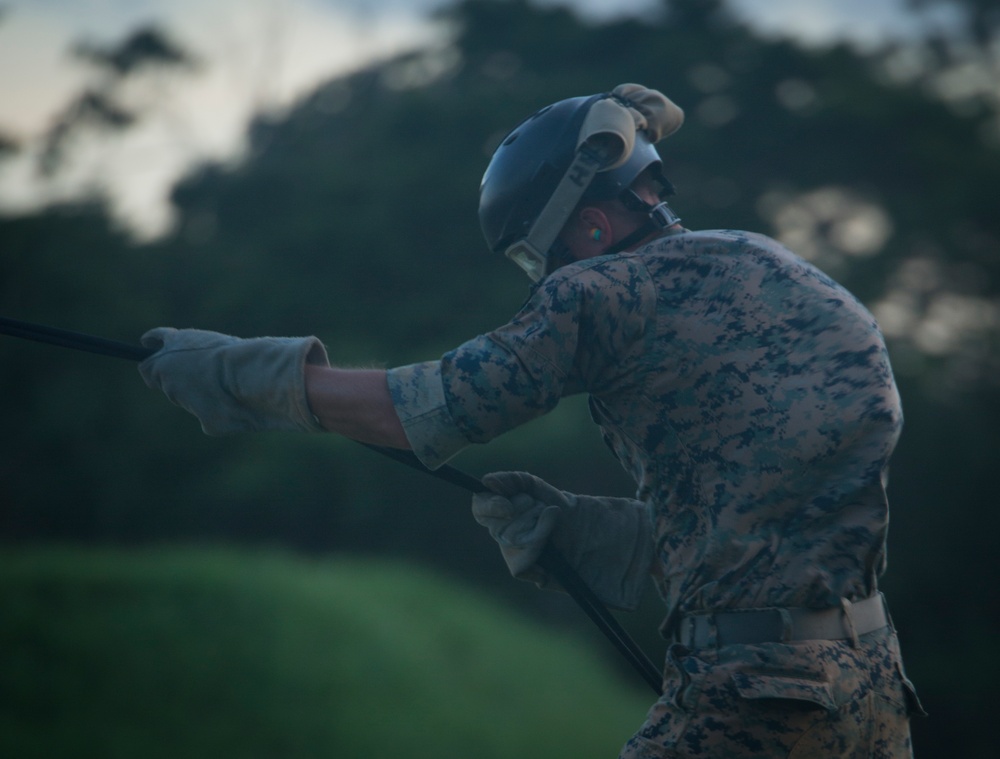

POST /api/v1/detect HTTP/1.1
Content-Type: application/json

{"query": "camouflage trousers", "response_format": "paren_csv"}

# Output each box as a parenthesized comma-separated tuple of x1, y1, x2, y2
(619, 627, 922, 758)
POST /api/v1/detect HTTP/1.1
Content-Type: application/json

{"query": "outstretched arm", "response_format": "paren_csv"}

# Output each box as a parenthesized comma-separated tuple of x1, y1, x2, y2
(304, 365, 409, 449)
(138, 327, 409, 447)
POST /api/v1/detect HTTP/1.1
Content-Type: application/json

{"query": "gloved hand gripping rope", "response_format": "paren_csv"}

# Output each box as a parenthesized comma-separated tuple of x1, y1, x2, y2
(0, 314, 664, 695)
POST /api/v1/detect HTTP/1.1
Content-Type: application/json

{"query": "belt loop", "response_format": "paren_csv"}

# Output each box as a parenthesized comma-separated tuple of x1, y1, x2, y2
(840, 598, 860, 648)
(705, 614, 719, 648)
(880, 592, 896, 633)
(777, 608, 794, 643)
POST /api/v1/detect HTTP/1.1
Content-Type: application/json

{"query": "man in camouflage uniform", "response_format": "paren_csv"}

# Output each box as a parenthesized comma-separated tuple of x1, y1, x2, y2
(140, 84, 923, 757)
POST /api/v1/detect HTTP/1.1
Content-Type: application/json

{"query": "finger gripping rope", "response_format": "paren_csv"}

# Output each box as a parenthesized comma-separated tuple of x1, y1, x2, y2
(0, 315, 664, 695)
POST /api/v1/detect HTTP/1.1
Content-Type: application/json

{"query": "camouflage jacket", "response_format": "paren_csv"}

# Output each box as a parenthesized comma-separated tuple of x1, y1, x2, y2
(387, 230, 902, 628)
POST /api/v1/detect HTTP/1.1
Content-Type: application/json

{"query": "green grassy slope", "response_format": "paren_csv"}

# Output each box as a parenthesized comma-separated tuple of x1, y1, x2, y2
(0, 547, 651, 758)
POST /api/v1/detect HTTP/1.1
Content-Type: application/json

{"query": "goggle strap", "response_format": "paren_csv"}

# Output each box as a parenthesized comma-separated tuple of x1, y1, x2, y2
(505, 144, 608, 282)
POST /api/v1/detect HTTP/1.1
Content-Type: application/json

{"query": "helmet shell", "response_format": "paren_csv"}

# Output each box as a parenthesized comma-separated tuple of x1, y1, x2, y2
(478, 93, 663, 255)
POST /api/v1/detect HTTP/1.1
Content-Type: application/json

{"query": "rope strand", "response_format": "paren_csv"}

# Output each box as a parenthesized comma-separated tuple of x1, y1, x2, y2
(1, 315, 664, 694)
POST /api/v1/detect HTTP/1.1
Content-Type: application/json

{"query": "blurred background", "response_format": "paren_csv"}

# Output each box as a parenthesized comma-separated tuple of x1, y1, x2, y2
(1, 0, 997, 756)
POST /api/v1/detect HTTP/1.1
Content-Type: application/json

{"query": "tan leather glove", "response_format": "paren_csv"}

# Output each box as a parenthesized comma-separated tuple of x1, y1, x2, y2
(611, 83, 685, 142)
(473, 471, 654, 611)
(139, 327, 330, 435)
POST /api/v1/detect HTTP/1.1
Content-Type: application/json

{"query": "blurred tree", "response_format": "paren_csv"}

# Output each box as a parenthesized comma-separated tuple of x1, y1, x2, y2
(39, 26, 197, 175)
(73, 26, 192, 76)
(1, 1, 998, 754)
(912, 0, 1000, 44)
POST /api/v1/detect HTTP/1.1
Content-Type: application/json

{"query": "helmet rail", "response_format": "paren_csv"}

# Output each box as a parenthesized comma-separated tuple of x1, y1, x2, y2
(481, 84, 684, 281)
(503, 106, 633, 281)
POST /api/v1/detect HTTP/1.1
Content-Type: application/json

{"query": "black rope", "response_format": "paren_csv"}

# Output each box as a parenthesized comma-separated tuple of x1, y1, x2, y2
(0, 316, 152, 361)
(366, 444, 664, 695)
(0, 315, 664, 695)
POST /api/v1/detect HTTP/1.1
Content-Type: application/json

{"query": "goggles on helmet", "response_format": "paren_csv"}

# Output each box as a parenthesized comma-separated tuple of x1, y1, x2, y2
(479, 85, 684, 281)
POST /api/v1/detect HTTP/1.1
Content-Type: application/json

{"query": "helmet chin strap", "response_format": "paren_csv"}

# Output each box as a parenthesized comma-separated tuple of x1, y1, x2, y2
(603, 195, 682, 255)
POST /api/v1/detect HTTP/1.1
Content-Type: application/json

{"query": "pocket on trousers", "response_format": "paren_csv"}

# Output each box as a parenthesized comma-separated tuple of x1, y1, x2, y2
(897, 662, 928, 717)
(730, 672, 837, 711)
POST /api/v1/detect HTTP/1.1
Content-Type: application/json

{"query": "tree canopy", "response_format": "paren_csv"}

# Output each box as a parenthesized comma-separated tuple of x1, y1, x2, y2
(1, 1, 998, 756)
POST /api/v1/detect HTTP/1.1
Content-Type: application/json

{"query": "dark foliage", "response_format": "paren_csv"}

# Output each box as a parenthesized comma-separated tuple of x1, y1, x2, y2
(1, 1, 998, 755)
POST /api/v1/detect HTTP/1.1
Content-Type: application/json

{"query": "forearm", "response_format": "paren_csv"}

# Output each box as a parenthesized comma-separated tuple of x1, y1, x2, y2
(304, 364, 410, 449)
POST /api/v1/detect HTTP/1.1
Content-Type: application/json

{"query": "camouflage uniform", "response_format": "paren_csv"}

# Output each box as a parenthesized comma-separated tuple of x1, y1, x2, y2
(624, 627, 918, 757)
(387, 229, 922, 757)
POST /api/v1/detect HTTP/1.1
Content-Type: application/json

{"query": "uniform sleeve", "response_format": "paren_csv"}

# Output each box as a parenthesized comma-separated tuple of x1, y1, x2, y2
(385, 360, 472, 469)
(387, 257, 653, 469)
(385, 320, 576, 470)
(439, 274, 595, 444)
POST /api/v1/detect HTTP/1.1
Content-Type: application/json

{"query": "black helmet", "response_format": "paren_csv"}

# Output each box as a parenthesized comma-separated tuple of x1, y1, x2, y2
(479, 87, 682, 279)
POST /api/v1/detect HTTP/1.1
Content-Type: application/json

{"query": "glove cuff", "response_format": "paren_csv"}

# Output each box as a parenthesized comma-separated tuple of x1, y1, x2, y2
(290, 336, 330, 432)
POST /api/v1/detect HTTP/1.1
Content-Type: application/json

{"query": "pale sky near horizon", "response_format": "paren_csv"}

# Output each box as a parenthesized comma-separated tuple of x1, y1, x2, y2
(0, 0, 966, 237)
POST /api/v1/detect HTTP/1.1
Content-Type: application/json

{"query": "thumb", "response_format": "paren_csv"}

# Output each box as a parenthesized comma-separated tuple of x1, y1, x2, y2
(481, 471, 541, 498)
(140, 327, 176, 352)
(471, 492, 516, 524)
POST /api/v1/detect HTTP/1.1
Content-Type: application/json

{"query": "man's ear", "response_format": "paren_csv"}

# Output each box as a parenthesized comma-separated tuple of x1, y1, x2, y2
(556, 205, 613, 268)
(578, 206, 612, 246)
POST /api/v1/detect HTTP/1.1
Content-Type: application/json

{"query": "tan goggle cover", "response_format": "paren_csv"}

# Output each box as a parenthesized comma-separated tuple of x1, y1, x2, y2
(505, 84, 685, 281)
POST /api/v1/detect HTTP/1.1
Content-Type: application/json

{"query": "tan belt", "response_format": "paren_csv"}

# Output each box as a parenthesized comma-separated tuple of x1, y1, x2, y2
(676, 593, 890, 648)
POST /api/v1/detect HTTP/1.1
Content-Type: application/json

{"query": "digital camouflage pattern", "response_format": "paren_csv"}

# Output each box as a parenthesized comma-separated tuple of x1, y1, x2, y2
(387, 229, 920, 756)
(622, 627, 919, 758)
(389, 229, 900, 620)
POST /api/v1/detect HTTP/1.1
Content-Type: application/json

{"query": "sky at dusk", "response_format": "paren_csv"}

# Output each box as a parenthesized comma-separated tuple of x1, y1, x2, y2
(0, 0, 966, 236)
